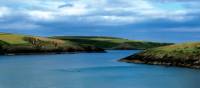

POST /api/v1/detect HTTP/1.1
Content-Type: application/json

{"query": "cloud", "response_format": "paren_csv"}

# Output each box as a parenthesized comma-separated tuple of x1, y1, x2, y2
(0, 0, 200, 27)
(58, 3, 88, 16)
(0, 7, 11, 18)
(1, 0, 200, 43)
(27, 10, 55, 21)
(58, 4, 74, 8)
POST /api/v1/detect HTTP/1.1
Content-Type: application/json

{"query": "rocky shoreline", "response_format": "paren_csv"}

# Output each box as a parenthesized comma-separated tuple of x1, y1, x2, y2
(119, 42, 200, 69)
(0, 45, 105, 55)
(119, 57, 200, 69)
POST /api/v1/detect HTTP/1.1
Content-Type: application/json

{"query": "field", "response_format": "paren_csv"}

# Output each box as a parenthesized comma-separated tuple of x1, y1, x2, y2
(120, 42, 200, 68)
(0, 33, 29, 45)
(0, 33, 104, 54)
(0, 33, 172, 55)
(52, 36, 172, 50)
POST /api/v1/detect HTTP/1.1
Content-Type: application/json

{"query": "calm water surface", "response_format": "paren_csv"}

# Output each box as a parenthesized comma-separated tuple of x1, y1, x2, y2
(0, 50, 200, 88)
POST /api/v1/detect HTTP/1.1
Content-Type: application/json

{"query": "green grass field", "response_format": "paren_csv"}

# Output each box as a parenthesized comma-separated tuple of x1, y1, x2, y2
(0, 33, 105, 54)
(120, 42, 200, 68)
(0, 33, 171, 54)
(0, 33, 85, 53)
(52, 36, 172, 49)
(0, 33, 29, 45)
(0, 33, 77, 47)
(143, 42, 200, 59)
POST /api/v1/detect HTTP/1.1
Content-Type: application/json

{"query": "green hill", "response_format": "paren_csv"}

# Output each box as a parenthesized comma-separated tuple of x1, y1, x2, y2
(0, 33, 104, 55)
(52, 36, 172, 50)
(119, 42, 200, 68)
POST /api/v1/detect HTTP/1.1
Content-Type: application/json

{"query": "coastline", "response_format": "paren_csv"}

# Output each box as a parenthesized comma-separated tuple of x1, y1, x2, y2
(0, 50, 106, 56)
(119, 52, 200, 69)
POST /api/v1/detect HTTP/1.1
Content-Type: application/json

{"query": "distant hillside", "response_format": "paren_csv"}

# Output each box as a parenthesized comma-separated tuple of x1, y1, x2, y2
(119, 42, 200, 68)
(52, 36, 172, 50)
(0, 33, 104, 55)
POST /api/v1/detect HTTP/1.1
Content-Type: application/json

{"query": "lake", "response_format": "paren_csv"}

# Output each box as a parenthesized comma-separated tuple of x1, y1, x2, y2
(0, 50, 200, 88)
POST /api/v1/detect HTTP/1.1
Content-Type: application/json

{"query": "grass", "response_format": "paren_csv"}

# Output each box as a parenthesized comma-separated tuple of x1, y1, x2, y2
(0, 33, 171, 54)
(0, 33, 105, 54)
(0, 33, 76, 47)
(0, 33, 29, 45)
(0, 40, 8, 46)
(143, 42, 200, 59)
(0, 33, 78, 52)
(52, 36, 171, 49)
(120, 42, 200, 68)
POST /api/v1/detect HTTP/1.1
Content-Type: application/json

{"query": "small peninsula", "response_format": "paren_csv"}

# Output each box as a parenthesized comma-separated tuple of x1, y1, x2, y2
(0, 33, 171, 55)
(52, 36, 172, 50)
(119, 42, 200, 68)
(0, 33, 104, 55)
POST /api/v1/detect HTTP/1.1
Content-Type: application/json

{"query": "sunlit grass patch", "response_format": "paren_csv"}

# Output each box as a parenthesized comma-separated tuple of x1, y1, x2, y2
(0, 34, 29, 45)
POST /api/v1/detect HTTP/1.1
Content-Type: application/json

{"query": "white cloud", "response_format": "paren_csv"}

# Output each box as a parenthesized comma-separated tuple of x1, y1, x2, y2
(27, 10, 55, 21)
(81, 16, 143, 25)
(25, 5, 88, 21)
(58, 3, 88, 16)
(0, 0, 199, 24)
(0, 7, 11, 18)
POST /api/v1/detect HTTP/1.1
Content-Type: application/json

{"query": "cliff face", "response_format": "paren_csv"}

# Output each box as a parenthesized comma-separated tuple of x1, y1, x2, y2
(119, 42, 200, 69)
(0, 33, 105, 55)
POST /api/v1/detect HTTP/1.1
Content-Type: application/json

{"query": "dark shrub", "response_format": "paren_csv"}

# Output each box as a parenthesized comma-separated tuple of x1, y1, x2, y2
(0, 40, 9, 54)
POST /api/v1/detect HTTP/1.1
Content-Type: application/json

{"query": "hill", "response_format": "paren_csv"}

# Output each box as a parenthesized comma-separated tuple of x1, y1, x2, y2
(119, 42, 200, 68)
(52, 36, 172, 50)
(0, 33, 104, 55)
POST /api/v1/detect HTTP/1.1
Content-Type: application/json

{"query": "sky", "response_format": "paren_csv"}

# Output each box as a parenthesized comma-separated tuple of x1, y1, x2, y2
(0, 0, 200, 43)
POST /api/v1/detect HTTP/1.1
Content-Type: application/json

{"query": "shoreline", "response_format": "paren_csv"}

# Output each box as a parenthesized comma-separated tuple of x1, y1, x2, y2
(119, 42, 200, 69)
(119, 57, 200, 69)
(0, 50, 106, 56)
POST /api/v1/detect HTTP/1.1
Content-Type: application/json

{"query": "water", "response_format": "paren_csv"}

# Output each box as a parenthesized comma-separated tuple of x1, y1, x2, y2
(0, 50, 200, 88)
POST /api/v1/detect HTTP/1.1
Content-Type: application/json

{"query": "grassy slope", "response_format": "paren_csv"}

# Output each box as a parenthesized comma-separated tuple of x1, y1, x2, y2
(0, 33, 78, 47)
(120, 42, 200, 68)
(52, 36, 171, 50)
(0, 33, 104, 54)
(0, 33, 28, 45)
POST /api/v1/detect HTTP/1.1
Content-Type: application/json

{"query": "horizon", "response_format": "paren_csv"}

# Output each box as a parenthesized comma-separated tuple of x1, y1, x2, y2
(0, 0, 200, 43)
